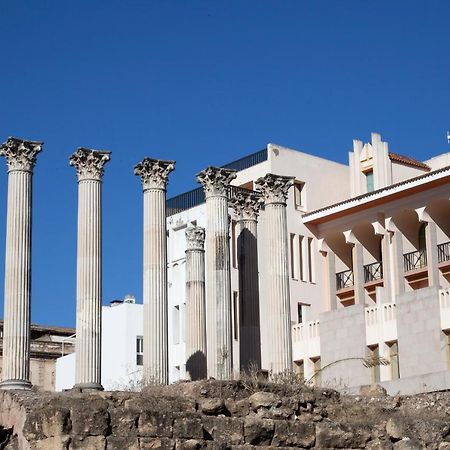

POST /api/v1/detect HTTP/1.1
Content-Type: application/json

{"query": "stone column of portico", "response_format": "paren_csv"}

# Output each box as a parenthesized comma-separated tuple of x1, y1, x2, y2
(229, 189, 262, 371)
(416, 208, 440, 287)
(135, 158, 175, 385)
(70, 148, 111, 391)
(0, 137, 42, 390)
(255, 173, 294, 373)
(185, 226, 207, 380)
(197, 166, 236, 380)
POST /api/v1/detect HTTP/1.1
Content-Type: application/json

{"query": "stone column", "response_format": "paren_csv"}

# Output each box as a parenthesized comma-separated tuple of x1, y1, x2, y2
(70, 148, 111, 391)
(229, 189, 262, 371)
(135, 158, 175, 385)
(319, 239, 337, 311)
(185, 226, 207, 380)
(344, 232, 365, 305)
(0, 137, 42, 390)
(197, 166, 236, 379)
(386, 218, 405, 297)
(255, 173, 294, 373)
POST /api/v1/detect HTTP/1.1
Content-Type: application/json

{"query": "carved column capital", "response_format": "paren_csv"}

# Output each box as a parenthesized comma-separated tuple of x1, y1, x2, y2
(0, 137, 43, 173)
(185, 226, 205, 251)
(229, 189, 262, 221)
(69, 148, 111, 182)
(196, 166, 237, 198)
(134, 158, 175, 191)
(255, 173, 294, 205)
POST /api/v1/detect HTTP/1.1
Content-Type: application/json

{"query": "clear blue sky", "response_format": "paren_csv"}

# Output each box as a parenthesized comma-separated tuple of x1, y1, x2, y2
(0, 1, 449, 327)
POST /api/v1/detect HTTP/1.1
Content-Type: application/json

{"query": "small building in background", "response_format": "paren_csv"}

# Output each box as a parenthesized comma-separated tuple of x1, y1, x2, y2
(0, 321, 75, 391)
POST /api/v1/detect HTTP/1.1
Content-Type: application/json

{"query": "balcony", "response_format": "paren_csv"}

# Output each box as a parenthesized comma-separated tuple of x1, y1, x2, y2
(336, 269, 354, 290)
(404, 249, 427, 272)
(438, 241, 450, 264)
(364, 261, 383, 283)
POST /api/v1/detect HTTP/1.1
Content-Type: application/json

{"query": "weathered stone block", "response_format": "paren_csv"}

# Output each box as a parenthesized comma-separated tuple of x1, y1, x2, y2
(71, 398, 109, 437)
(200, 398, 228, 416)
(202, 416, 243, 444)
(106, 436, 140, 450)
(248, 392, 281, 411)
(139, 437, 176, 449)
(173, 415, 203, 439)
(271, 420, 315, 447)
(243, 417, 274, 445)
(175, 439, 204, 449)
(138, 412, 173, 438)
(315, 421, 371, 448)
(109, 406, 139, 435)
(69, 435, 106, 450)
(35, 435, 71, 450)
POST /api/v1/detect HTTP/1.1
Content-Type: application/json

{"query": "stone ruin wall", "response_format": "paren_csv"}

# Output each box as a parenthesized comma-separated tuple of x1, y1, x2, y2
(1, 381, 450, 450)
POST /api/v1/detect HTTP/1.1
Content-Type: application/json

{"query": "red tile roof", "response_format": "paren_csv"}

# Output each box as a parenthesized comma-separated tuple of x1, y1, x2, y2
(388, 152, 430, 171)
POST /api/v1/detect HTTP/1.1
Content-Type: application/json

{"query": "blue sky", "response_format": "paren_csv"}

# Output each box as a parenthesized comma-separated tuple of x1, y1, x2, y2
(0, 1, 449, 327)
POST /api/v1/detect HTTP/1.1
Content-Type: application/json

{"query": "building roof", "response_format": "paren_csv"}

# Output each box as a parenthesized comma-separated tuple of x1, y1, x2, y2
(388, 152, 430, 171)
(0, 320, 75, 337)
(303, 164, 450, 224)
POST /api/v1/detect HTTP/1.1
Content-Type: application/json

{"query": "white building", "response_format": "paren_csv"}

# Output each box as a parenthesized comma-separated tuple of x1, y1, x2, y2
(56, 295, 143, 391)
(57, 133, 450, 395)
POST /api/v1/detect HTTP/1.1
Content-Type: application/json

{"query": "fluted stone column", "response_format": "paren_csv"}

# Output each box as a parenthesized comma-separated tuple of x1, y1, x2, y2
(135, 158, 175, 385)
(0, 137, 42, 390)
(185, 226, 207, 380)
(229, 190, 262, 371)
(255, 174, 294, 374)
(197, 166, 236, 379)
(70, 148, 110, 391)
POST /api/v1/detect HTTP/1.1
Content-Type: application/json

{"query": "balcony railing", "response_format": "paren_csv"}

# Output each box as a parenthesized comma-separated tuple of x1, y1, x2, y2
(364, 261, 383, 283)
(336, 269, 354, 290)
(166, 187, 205, 217)
(403, 249, 427, 272)
(438, 241, 450, 264)
(222, 148, 268, 171)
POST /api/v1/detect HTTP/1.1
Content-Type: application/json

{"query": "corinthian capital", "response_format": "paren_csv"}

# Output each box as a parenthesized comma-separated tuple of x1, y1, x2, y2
(255, 173, 294, 205)
(0, 137, 43, 173)
(134, 158, 175, 191)
(196, 166, 237, 198)
(185, 226, 205, 251)
(69, 148, 111, 181)
(229, 189, 262, 221)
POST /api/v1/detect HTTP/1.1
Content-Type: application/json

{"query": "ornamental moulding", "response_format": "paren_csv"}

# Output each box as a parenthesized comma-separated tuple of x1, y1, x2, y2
(229, 189, 262, 221)
(0, 137, 43, 173)
(69, 148, 111, 181)
(134, 157, 175, 190)
(196, 166, 237, 198)
(185, 226, 205, 251)
(255, 173, 295, 205)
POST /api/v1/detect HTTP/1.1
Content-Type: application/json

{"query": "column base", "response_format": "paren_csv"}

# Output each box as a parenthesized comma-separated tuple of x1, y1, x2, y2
(0, 379, 32, 391)
(72, 382, 104, 392)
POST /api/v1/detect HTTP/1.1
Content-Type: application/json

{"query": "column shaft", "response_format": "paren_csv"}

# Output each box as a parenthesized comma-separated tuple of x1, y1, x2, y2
(425, 221, 439, 287)
(2, 171, 32, 388)
(264, 202, 292, 372)
(143, 188, 168, 383)
(324, 250, 337, 310)
(75, 179, 103, 388)
(185, 227, 207, 380)
(352, 242, 365, 304)
(205, 194, 233, 379)
(237, 218, 261, 370)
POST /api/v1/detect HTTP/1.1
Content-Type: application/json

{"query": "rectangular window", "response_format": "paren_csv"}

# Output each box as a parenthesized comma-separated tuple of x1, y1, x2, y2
(298, 235, 304, 281)
(136, 336, 144, 366)
(308, 237, 315, 283)
(388, 341, 400, 380)
(173, 305, 180, 345)
(444, 331, 450, 369)
(233, 291, 239, 340)
(368, 345, 380, 383)
(294, 181, 305, 209)
(290, 234, 298, 279)
(231, 221, 238, 269)
(366, 170, 374, 193)
(297, 303, 303, 324)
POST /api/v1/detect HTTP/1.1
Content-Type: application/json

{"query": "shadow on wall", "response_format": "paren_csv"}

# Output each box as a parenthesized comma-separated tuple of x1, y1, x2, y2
(186, 350, 207, 381)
